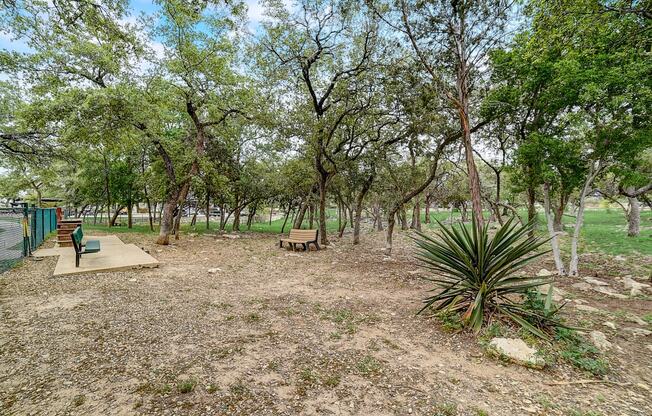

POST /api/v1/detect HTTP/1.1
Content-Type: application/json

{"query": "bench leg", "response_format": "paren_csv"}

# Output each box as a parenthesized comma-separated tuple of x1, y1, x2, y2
(313, 240, 320, 250)
(76, 253, 80, 268)
(279, 240, 283, 248)
(302, 243, 307, 251)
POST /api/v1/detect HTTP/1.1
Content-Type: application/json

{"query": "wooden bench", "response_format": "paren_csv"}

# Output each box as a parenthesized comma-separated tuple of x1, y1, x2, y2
(70, 225, 101, 267)
(279, 229, 320, 251)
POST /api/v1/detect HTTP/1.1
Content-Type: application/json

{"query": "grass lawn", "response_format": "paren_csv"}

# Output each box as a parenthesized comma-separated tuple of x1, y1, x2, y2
(81, 208, 651, 257)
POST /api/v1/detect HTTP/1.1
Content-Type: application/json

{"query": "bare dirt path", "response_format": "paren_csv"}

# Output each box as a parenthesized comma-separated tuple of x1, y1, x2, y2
(1, 231, 650, 415)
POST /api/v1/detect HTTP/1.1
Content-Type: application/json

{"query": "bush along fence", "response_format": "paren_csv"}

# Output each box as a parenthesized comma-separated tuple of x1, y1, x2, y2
(0, 205, 58, 273)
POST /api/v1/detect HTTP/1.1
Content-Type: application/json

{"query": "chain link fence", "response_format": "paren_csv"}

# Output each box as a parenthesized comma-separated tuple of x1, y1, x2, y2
(0, 206, 58, 273)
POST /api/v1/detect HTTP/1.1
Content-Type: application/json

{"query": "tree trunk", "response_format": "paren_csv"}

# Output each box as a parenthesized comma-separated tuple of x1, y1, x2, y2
(308, 203, 315, 229)
(293, 201, 308, 229)
(527, 185, 537, 237)
(110, 206, 124, 227)
(411, 199, 421, 231)
(627, 190, 640, 237)
(552, 195, 567, 232)
(424, 196, 431, 224)
(280, 203, 292, 234)
(353, 173, 374, 245)
(400, 207, 408, 230)
(318, 175, 329, 245)
(233, 205, 242, 232)
(338, 215, 347, 238)
(206, 193, 210, 230)
(127, 201, 133, 229)
(103, 155, 111, 227)
(385, 213, 396, 253)
(544, 183, 566, 275)
(247, 204, 256, 230)
(269, 204, 273, 225)
(569, 162, 602, 276)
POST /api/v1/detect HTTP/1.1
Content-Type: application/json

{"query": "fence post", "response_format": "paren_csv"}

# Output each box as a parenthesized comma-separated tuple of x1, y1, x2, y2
(21, 204, 29, 257)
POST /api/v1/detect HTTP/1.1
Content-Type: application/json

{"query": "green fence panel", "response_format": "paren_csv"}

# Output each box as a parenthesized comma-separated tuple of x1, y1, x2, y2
(0, 207, 27, 273)
(0, 206, 58, 273)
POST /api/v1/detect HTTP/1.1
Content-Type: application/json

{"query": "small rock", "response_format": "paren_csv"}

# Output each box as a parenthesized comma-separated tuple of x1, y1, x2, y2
(623, 277, 650, 297)
(626, 314, 647, 326)
(603, 321, 617, 330)
(536, 268, 552, 277)
(614, 255, 626, 261)
(537, 284, 567, 302)
(584, 277, 609, 286)
(590, 330, 611, 351)
(488, 338, 545, 369)
(593, 286, 628, 299)
(571, 282, 592, 291)
(207, 268, 222, 274)
(575, 304, 600, 313)
(625, 328, 652, 337)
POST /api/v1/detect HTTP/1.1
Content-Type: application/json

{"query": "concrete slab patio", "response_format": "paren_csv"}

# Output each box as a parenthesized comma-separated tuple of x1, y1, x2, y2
(33, 235, 159, 276)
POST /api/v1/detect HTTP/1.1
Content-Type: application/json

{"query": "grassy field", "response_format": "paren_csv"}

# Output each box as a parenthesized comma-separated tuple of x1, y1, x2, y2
(82, 208, 651, 257)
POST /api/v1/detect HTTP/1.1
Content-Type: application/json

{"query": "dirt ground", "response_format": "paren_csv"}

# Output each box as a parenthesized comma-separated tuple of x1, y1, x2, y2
(0, 229, 650, 416)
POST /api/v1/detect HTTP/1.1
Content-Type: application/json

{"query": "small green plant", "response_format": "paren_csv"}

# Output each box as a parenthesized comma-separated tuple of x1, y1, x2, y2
(555, 328, 608, 376)
(72, 395, 86, 407)
(355, 355, 382, 376)
(414, 216, 564, 339)
(323, 374, 341, 388)
(299, 368, 318, 384)
(642, 313, 652, 325)
(177, 379, 196, 394)
(245, 313, 261, 322)
(157, 383, 172, 395)
(437, 311, 463, 332)
(435, 402, 458, 415)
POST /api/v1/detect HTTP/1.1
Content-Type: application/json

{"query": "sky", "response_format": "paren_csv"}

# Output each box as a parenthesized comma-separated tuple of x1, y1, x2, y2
(0, 0, 268, 55)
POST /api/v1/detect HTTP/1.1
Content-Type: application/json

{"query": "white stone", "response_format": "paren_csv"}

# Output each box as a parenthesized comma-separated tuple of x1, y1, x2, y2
(614, 255, 626, 262)
(590, 331, 611, 352)
(623, 277, 650, 297)
(488, 338, 545, 369)
(537, 284, 567, 302)
(603, 321, 617, 330)
(593, 286, 628, 299)
(575, 305, 600, 313)
(584, 277, 609, 286)
(571, 282, 592, 291)
(626, 314, 647, 326)
(207, 268, 222, 274)
(625, 328, 652, 337)
(536, 268, 552, 277)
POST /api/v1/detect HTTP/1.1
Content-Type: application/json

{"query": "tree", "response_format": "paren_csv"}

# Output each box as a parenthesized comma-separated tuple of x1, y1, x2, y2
(260, 0, 380, 246)
(372, 0, 515, 228)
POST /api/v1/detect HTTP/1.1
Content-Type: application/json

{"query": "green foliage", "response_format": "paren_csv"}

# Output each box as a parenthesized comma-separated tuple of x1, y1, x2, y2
(555, 328, 608, 376)
(176, 379, 196, 394)
(414, 216, 564, 339)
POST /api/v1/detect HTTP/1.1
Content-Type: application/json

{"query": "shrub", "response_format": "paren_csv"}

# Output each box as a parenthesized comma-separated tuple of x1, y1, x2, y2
(414, 215, 563, 339)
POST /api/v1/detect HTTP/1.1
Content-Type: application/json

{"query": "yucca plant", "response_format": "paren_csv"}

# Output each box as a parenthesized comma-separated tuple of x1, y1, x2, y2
(414, 215, 564, 340)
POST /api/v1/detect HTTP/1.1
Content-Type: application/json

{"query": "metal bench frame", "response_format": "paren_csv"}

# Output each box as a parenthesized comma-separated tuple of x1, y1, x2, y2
(70, 225, 101, 267)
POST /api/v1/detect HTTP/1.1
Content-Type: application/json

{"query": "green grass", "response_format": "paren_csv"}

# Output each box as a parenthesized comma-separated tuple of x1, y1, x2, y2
(82, 212, 341, 235)
(424, 208, 651, 257)
(80, 208, 650, 257)
(574, 209, 652, 256)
